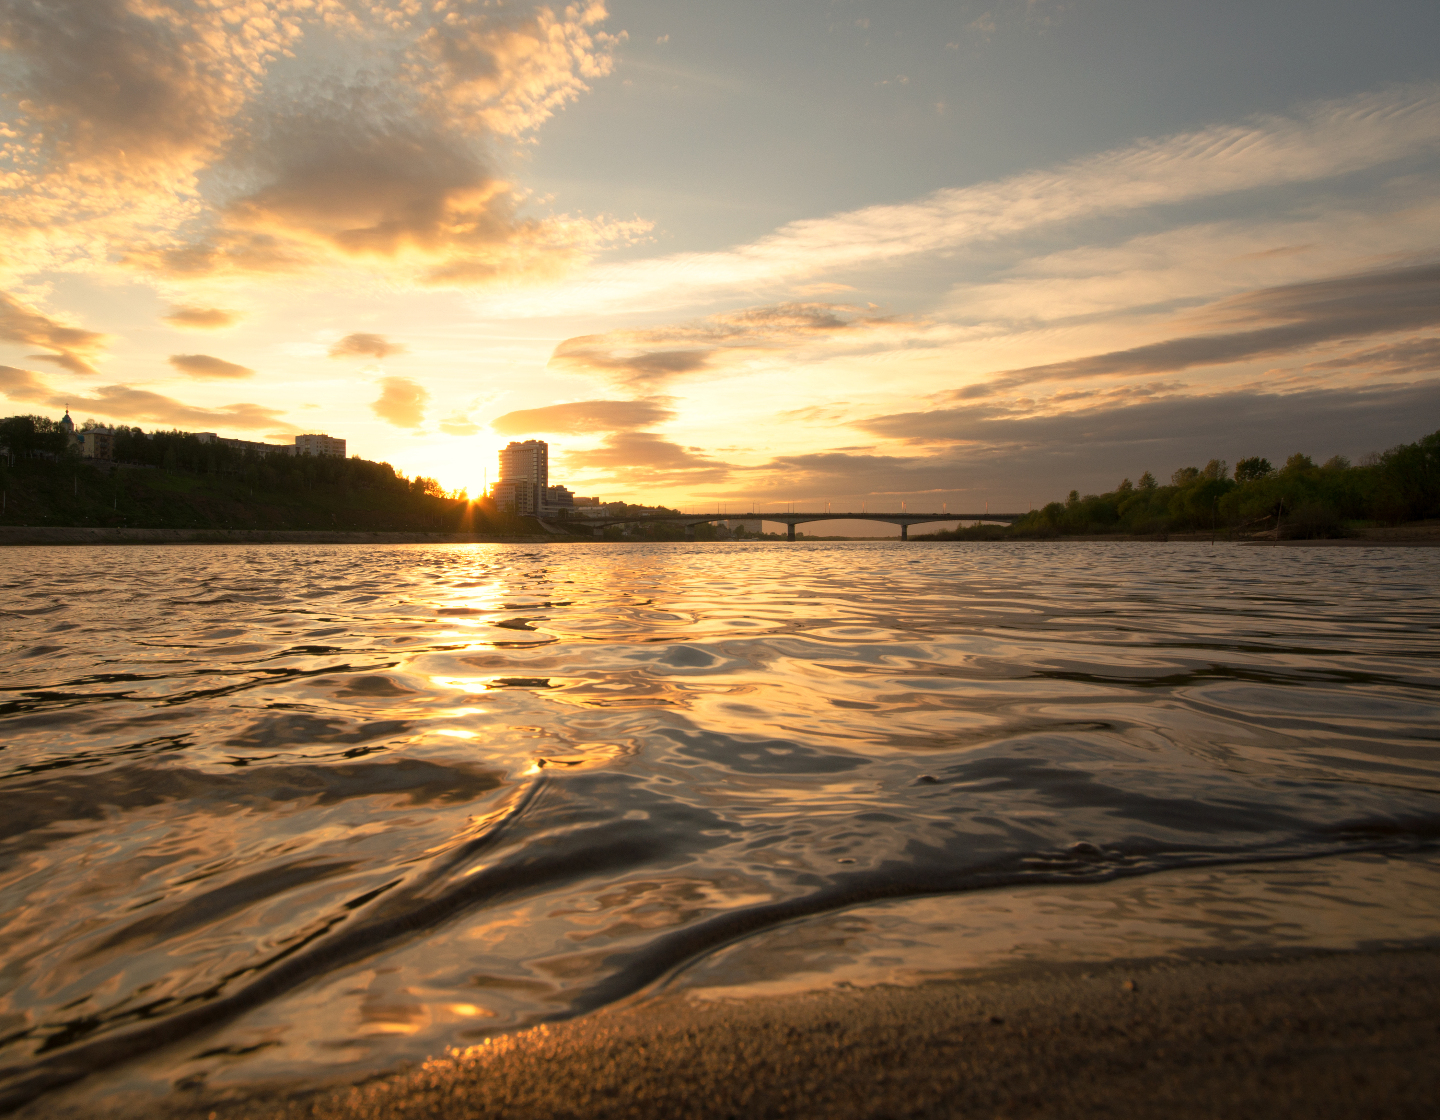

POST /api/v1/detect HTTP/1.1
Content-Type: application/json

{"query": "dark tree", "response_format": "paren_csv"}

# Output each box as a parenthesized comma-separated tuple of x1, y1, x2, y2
(1234, 457, 1272, 483)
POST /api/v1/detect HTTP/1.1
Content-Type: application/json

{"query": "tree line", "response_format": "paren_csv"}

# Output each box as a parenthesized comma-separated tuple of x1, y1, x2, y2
(0, 415, 449, 498)
(0, 414, 531, 534)
(1006, 427, 1440, 539)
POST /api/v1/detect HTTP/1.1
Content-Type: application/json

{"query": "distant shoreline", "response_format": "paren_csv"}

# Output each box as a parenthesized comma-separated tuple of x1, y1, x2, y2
(3, 525, 1438, 546)
(0, 526, 555, 546)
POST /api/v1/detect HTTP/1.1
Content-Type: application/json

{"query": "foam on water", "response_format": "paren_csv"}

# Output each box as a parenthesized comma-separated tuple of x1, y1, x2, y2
(2, 541, 1438, 1108)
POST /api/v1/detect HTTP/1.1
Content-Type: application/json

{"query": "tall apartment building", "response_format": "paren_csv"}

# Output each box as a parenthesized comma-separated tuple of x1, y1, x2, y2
(494, 439, 548, 514)
(295, 433, 346, 457)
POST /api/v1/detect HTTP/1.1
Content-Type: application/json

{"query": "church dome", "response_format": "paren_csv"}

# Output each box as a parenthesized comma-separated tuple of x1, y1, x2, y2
(59, 409, 74, 432)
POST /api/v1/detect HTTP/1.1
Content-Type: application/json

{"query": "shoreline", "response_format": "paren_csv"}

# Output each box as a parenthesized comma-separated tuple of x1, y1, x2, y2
(3, 524, 1438, 547)
(61, 946, 1440, 1120)
(0, 526, 556, 546)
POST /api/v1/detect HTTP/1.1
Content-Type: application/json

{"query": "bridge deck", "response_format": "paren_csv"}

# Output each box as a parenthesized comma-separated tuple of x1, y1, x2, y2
(560, 512, 1023, 526)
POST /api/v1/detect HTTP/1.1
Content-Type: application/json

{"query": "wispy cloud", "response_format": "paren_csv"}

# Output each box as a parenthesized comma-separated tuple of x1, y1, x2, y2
(0, 365, 291, 430)
(1303, 336, 1440, 378)
(953, 264, 1440, 398)
(491, 398, 675, 434)
(478, 83, 1440, 316)
(168, 354, 255, 379)
(163, 306, 240, 330)
(438, 412, 482, 436)
(860, 379, 1440, 453)
(0, 290, 107, 375)
(563, 432, 731, 485)
(549, 303, 896, 387)
(329, 333, 407, 360)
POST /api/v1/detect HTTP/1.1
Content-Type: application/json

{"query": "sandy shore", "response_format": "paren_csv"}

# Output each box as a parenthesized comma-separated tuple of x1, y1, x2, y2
(57, 947, 1437, 1120)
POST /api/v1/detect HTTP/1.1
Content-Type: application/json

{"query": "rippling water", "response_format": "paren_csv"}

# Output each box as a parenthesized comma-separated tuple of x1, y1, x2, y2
(3, 541, 1439, 1109)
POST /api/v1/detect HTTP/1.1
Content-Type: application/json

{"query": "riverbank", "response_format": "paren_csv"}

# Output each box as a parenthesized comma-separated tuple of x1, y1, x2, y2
(0, 526, 555, 546)
(69, 947, 1440, 1120)
(5, 523, 1439, 546)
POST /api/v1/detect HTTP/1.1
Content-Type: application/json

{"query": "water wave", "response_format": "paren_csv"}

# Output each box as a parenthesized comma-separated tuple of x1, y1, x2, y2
(1, 542, 1437, 1109)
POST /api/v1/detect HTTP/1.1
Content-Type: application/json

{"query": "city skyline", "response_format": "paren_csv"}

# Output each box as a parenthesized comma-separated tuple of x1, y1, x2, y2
(2, 2, 1439, 514)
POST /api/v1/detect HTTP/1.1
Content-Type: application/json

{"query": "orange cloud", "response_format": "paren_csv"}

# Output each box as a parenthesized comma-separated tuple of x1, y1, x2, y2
(0, 291, 108, 375)
(371, 376, 430, 428)
(329, 333, 407, 359)
(0, 364, 291, 430)
(0, 0, 304, 276)
(491, 398, 675, 434)
(563, 432, 731, 485)
(412, 2, 622, 138)
(168, 354, 255, 379)
(2, 2, 636, 287)
(549, 303, 893, 388)
(163, 306, 240, 330)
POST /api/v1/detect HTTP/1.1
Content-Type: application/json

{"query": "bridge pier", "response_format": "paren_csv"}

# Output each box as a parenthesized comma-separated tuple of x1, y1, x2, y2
(901, 524, 908, 541)
(685, 525, 695, 542)
(593, 526, 604, 539)
(787, 523, 795, 542)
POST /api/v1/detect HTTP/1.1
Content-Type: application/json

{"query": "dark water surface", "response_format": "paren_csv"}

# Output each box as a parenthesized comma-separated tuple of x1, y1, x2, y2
(2, 542, 1439, 1108)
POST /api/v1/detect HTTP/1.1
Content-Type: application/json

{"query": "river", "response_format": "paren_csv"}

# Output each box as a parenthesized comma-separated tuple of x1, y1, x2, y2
(2, 541, 1439, 1110)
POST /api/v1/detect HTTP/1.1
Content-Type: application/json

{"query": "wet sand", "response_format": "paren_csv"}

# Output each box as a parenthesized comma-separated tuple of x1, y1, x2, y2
(83, 947, 1439, 1120)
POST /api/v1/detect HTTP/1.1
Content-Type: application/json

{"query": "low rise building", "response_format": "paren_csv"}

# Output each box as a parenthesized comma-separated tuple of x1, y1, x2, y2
(80, 427, 115, 460)
(295, 433, 346, 457)
(195, 432, 294, 456)
(59, 412, 117, 460)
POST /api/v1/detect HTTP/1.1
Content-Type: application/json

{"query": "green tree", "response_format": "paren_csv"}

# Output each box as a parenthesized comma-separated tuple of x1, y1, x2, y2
(1234, 457, 1272, 483)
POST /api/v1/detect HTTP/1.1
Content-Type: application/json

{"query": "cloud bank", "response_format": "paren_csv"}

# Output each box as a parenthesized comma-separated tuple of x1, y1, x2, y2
(0, 1, 638, 286)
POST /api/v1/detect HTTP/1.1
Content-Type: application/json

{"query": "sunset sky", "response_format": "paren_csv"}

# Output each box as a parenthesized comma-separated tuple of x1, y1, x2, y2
(3, 0, 1439, 515)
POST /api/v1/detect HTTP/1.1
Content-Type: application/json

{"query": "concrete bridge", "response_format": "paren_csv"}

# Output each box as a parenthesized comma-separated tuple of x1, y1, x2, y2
(551, 511, 1025, 541)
